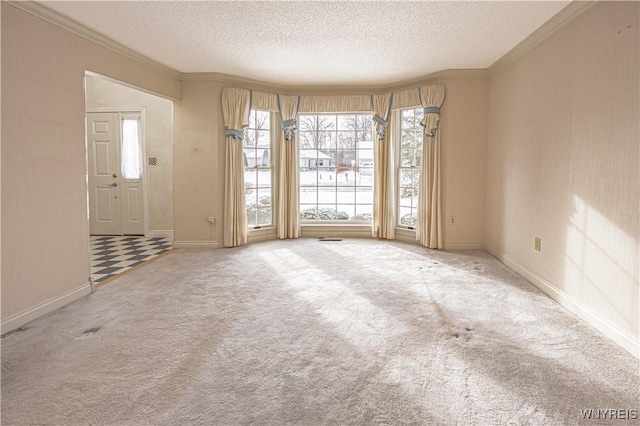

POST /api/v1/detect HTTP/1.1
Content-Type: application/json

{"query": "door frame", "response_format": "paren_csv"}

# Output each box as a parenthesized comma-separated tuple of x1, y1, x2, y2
(86, 107, 150, 236)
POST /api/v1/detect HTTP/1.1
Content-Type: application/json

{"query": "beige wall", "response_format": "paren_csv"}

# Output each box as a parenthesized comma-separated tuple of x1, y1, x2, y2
(173, 78, 488, 248)
(486, 2, 639, 352)
(440, 77, 488, 248)
(1, 4, 179, 322)
(85, 75, 174, 233)
(173, 81, 226, 244)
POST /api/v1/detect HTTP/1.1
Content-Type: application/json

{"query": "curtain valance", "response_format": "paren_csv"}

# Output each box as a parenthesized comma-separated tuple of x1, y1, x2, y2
(419, 85, 445, 137)
(225, 85, 443, 114)
(221, 88, 252, 139)
(252, 91, 278, 111)
(298, 95, 372, 113)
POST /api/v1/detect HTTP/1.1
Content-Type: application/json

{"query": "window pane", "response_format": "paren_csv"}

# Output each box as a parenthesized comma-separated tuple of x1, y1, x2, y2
(299, 187, 318, 205)
(337, 115, 353, 130)
(337, 132, 355, 150)
(244, 169, 257, 188)
(244, 129, 256, 146)
(397, 107, 424, 227)
(300, 205, 319, 220)
(400, 169, 417, 187)
(336, 205, 355, 220)
(398, 190, 415, 208)
(258, 149, 271, 167)
(318, 188, 336, 204)
(300, 169, 318, 186)
(299, 132, 315, 149)
(257, 169, 271, 187)
(322, 132, 336, 151)
(355, 188, 373, 204)
(358, 168, 373, 186)
(257, 188, 271, 207)
(399, 207, 417, 227)
(257, 207, 271, 226)
(355, 205, 373, 221)
(337, 188, 356, 205)
(245, 189, 257, 209)
(317, 205, 339, 220)
(336, 150, 356, 173)
(245, 110, 272, 228)
(317, 168, 335, 186)
(299, 149, 317, 170)
(299, 113, 373, 222)
(256, 110, 270, 129)
(257, 130, 270, 146)
(121, 118, 142, 180)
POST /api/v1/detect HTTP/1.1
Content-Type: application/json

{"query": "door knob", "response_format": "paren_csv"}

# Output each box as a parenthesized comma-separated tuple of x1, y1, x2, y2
(112, 173, 118, 178)
(110, 182, 118, 187)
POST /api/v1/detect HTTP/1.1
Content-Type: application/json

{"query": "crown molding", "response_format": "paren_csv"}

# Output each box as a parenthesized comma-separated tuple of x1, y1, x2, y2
(489, 1, 597, 75)
(6, 1, 182, 80)
(181, 69, 489, 95)
(181, 72, 293, 93)
(383, 69, 489, 92)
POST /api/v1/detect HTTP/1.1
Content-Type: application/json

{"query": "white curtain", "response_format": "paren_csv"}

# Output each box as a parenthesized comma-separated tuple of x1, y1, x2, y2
(371, 94, 395, 239)
(222, 88, 252, 248)
(276, 95, 300, 239)
(417, 84, 445, 249)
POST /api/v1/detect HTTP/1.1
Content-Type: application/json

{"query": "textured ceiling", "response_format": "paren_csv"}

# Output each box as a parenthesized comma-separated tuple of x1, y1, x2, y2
(41, 1, 570, 85)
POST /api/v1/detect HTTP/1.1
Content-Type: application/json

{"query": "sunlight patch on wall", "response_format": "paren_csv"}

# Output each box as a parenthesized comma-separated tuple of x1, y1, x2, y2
(564, 195, 638, 334)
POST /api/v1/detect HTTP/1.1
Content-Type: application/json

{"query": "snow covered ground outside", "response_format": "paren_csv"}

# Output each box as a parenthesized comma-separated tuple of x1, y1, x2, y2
(244, 169, 416, 224)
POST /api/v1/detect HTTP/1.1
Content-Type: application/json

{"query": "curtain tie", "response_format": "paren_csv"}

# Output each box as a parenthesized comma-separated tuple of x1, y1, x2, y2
(423, 106, 440, 115)
(226, 129, 244, 139)
(372, 115, 388, 140)
(282, 118, 297, 141)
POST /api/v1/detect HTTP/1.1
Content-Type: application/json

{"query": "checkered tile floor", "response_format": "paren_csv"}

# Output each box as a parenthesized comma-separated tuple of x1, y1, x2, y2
(91, 236, 172, 284)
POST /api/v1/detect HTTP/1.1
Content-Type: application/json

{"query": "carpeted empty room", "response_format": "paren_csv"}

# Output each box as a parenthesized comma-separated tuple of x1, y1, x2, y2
(1, 239, 638, 425)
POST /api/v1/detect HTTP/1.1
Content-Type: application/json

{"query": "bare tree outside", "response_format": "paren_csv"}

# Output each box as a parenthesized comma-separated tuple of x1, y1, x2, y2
(343, 114, 373, 143)
(244, 110, 270, 147)
(299, 115, 334, 149)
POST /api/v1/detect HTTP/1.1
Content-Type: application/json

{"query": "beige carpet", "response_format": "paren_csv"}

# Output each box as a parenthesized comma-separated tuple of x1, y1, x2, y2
(1, 239, 638, 425)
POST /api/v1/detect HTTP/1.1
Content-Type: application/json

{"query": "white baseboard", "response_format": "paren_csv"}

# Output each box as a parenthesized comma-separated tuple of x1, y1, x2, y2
(147, 230, 174, 239)
(1, 282, 92, 335)
(445, 243, 485, 250)
(173, 240, 223, 249)
(487, 248, 639, 359)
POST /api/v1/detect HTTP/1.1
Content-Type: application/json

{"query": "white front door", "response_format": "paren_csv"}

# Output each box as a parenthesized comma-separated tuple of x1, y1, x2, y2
(88, 112, 145, 235)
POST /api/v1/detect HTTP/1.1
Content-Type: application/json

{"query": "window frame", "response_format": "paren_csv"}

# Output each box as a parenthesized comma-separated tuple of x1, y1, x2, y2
(396, 107, 424, 230)
(298, 112, 374, 224)
(243, 109, 275, 230)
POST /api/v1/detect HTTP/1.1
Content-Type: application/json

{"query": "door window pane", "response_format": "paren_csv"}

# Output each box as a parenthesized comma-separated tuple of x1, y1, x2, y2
(121, 118, 142, 180)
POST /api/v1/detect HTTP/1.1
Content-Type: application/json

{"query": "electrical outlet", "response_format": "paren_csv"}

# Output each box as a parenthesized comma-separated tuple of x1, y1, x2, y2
(449, 216, 456, 225)
(206, 216, 215, 224)
(534, 237, 541, 251)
